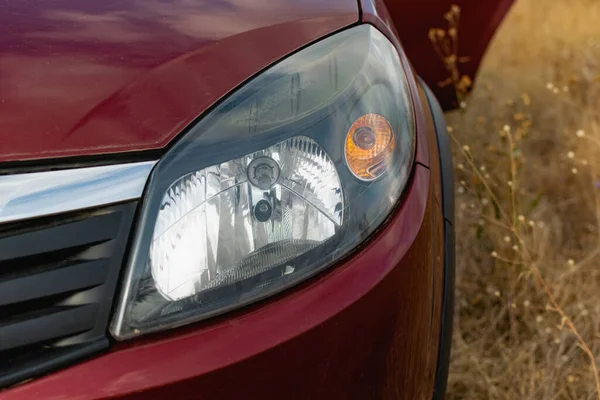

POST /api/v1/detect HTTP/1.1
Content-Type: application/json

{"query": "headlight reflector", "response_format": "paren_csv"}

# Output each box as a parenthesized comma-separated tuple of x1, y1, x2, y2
(150, 136, 342, 302)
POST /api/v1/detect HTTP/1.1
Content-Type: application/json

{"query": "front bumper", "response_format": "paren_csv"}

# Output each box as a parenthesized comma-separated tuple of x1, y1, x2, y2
(3, 159, 446, 399)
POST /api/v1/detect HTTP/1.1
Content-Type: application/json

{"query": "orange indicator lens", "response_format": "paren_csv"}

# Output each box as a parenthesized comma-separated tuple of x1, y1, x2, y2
(344, 113, 395, 180)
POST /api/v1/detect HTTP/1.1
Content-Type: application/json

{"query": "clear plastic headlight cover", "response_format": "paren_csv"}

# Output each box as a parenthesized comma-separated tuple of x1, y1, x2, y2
(112, 25, 416, 339)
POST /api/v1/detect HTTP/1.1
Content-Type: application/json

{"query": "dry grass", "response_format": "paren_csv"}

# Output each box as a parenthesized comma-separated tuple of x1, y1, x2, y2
(438, 0, 600, 398)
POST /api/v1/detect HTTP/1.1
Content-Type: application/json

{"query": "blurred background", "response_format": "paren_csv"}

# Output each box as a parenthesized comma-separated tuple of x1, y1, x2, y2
(444, 0, 600, 398)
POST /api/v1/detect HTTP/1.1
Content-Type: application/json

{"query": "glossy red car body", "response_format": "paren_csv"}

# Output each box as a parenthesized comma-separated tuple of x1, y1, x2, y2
(0, 0, 513, 398)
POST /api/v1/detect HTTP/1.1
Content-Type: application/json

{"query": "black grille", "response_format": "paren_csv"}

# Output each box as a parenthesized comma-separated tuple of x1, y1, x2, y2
(0, 202, 136, 388)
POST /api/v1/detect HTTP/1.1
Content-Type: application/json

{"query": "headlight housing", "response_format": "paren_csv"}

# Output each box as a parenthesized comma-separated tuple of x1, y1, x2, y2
(112, 25, 415, 339)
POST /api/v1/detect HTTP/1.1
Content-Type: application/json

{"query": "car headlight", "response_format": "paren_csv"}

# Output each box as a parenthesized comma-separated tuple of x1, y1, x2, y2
(111, 25, 415, 339)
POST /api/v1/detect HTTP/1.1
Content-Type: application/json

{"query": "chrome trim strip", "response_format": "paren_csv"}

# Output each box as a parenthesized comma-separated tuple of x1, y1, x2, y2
(0, 161, 156, 224)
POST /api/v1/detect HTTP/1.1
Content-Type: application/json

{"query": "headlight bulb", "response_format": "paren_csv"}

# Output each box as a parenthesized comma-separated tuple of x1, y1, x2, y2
(247, 156, 280, 190)
(254, 199, 273, 222)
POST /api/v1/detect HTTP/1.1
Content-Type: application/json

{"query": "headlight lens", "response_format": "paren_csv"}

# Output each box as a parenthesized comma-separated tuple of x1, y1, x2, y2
(112, 25, 416, 339)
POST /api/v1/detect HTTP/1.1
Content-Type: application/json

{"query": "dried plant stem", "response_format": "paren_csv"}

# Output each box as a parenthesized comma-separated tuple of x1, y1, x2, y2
(429, 5, 472, 105)
(506, 133, 518, 226)
(459, 128, 600, 399)
(528, 260, 600, 399)
(451, 135, 511, 226)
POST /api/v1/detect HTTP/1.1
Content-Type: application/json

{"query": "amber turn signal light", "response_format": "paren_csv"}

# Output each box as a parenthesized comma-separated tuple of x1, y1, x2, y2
(344, 113, 395, 181)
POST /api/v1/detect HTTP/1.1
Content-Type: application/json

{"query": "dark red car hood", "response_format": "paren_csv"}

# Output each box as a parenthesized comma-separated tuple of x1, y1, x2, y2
(0, 0, 357, 164)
